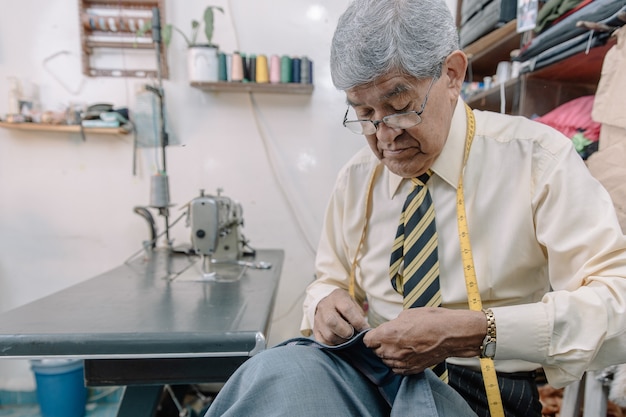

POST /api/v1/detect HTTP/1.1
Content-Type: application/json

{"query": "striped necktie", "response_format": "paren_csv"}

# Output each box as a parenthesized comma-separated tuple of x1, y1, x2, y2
(389, 171, 447, 381)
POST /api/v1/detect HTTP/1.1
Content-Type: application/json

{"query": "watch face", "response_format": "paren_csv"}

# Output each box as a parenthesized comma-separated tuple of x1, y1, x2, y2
(484, 342, 496, 358)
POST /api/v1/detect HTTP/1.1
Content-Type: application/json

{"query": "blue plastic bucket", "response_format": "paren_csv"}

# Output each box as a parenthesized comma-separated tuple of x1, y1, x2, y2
(30, 359, 87, 417)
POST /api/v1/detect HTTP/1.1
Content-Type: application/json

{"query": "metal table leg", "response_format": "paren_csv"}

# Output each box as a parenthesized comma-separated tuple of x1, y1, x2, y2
(116, 385, 162, 417)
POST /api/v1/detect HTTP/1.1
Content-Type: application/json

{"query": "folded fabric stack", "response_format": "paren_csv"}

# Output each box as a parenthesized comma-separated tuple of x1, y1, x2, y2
(515, 0, 626, 73)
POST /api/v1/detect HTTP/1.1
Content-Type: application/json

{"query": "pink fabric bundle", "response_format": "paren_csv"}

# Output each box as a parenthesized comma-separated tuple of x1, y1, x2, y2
(535, 95, 601, 141)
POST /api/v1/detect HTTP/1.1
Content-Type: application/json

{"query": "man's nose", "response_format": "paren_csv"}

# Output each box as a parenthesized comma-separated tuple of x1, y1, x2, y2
(375, 121, 403, 143)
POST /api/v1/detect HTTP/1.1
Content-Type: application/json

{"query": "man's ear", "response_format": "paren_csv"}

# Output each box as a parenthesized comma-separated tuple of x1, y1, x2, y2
(443, 50, 468, 95)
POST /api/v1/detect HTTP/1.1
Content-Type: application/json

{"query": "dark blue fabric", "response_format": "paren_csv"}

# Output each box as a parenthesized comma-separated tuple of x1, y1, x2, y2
(279, 329, 403, 406)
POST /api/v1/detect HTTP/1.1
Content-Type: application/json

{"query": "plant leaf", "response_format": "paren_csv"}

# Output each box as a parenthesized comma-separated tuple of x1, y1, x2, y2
(204, 8, 214, 44)
(190, 20, 200, 44)
(203, 6, 223, 45)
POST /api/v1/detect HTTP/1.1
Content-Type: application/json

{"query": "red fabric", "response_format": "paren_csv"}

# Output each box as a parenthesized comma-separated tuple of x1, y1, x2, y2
(535, 95, 601, 141)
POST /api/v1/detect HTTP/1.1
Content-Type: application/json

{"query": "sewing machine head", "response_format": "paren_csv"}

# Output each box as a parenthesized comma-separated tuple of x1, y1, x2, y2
(189, 189, 244, 262)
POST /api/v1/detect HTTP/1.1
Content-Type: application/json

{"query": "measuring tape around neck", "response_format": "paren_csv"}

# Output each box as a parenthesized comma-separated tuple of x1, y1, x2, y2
(458, 104, 504, 417)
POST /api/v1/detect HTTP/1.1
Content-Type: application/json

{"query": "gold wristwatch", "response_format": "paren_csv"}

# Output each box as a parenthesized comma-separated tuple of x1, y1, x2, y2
(480, 308, 497, 359)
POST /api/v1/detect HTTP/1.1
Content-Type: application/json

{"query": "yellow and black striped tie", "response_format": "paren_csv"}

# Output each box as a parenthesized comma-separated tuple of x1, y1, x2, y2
(389, 171, 447, 382)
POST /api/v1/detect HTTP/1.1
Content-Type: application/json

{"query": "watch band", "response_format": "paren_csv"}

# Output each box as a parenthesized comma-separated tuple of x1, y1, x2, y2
(480, 308, 497, 358)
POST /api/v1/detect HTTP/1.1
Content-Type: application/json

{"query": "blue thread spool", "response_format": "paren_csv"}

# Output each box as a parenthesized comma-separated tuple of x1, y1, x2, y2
(291, 58, 301, 83)
(249, 54, 257, 82)
(241, 53, 250, 82)
(300, 56, 310, 84)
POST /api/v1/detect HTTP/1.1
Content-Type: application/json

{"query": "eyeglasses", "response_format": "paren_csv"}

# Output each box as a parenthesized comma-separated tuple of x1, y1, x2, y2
(342, 77, 437, 135)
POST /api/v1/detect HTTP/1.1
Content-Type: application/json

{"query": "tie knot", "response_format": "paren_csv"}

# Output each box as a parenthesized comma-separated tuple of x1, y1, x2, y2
(412, 171, 432, 187)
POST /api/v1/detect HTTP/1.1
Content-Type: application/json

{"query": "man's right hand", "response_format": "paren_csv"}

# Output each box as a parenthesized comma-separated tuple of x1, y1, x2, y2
(313, 288, 370, 345)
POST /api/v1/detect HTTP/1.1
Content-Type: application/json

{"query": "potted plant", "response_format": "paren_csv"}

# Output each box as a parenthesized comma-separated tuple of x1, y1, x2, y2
(144, 6, 224, 82)
(162, 6, 224, 48)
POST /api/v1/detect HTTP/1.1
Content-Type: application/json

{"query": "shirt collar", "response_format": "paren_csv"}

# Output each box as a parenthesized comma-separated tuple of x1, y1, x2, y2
(388, 98, 468, 198)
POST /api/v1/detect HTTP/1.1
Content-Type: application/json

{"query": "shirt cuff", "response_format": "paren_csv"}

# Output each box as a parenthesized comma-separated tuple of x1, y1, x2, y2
(491, 302, 550, 364)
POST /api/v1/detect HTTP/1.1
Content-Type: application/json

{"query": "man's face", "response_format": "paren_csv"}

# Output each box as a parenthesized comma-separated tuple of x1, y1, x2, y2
(345, 70, 456, 178)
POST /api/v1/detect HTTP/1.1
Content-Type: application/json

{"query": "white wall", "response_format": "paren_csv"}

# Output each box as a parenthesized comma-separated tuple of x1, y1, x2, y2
(0, 0, 457, 389)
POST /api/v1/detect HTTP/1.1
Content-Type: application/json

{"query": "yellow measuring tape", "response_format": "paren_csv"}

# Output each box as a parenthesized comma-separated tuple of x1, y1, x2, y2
(458, 104, 504, 417)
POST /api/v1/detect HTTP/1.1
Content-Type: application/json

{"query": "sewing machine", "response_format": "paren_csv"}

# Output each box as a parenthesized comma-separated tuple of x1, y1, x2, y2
(187, 189, 246, 280)
(189, 189, 244, 262)
(135, 186, 269, 281)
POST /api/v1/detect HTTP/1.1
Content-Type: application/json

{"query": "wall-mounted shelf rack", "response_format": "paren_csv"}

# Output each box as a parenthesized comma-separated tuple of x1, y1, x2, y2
(78, 0, 168, 78)
(0, 122, 131, 135)
(464, 37, 614, 117)
(190, 82, 314, 95)
(462, 17, 615, 118)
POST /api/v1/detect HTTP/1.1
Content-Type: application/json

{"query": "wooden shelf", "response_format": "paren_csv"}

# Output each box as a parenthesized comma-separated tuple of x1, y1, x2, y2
(466, 73, 598, 118)
(526, 37, 616, 85)
(465, 78, 519, 114)
(0, 121, 131, 135)
(464, 20, 522, 81)
(463, 20, 614, 118)
(190, 81, 314, 95)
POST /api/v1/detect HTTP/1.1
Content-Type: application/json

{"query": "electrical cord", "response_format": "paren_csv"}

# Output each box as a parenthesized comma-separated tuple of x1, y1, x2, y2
(123, 210, 187, 265)
(132, 206, 157, 248)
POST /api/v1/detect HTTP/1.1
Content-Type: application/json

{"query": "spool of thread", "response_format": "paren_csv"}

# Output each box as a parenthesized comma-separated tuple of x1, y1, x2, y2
(248, 54, 257, 82)
(495, 61, 511, 85)
(291, 58, 301, 83)
(241, 53, 250, 82)
(231, 52, 243, 82)
(269, 55, 281, 84)
(226, 54, 232, 82)
(218, 52, 228, 81)
(280, 55, 292, 83)
(256, 54, 269, 83)
(300, 57, 310, 84)
(149, 174, 170, 208)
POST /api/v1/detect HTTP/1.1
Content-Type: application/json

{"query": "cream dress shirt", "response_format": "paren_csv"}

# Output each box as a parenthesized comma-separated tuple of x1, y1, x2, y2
(301, 98, 626, 388)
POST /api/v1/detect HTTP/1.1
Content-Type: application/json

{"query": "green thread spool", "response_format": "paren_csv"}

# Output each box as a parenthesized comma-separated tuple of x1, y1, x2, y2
(218, 52, 228, 81)
(280, 55, 292, 83)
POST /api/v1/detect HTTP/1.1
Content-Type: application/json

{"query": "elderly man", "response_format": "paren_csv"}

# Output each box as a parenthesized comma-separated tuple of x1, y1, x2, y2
(204, 0, 626, 415)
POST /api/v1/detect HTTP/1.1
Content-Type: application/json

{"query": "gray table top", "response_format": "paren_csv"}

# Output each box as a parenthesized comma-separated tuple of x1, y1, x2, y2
(0, 249, 284, 360)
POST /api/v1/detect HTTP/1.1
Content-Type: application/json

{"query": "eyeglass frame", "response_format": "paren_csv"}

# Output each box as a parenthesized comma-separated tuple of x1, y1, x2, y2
(342, 77, 437, 135)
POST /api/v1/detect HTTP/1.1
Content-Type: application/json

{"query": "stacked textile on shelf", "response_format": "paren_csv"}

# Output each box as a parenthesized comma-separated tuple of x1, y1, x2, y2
(459, 0, 518, 47)
(515, 0, 625, 73)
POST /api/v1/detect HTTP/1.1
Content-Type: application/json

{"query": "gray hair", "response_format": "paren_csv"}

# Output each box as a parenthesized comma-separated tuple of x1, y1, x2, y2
(331, 0, 459, 90)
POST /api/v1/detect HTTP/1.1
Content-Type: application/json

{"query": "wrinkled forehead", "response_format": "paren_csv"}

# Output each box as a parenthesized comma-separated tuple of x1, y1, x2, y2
(345, 74, 425, 108)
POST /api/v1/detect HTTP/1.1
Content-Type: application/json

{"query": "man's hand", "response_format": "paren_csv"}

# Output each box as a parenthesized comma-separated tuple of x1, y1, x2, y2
(313, 288, 370, 345)
(363, 307, 486, 375)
